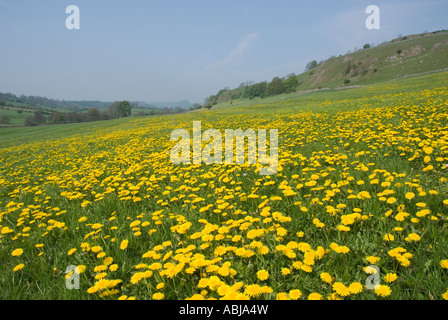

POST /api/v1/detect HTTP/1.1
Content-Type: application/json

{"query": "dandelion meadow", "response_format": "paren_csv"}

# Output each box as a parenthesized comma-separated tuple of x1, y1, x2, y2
(1, 71, 447, 300)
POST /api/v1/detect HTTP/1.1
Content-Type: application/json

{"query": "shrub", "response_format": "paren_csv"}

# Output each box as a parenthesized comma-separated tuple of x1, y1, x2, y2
(0, 115, 11, 124)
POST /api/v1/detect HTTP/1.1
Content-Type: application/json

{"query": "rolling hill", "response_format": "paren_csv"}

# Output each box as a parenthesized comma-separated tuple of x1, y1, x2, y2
(296, 30, 448, 89)
(206, 30, 448, 107)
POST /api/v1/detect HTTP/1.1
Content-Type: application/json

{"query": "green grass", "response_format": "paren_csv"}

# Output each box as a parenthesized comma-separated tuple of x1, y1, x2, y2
(0, 108, 33, 125)
(0, 70, 447, 300)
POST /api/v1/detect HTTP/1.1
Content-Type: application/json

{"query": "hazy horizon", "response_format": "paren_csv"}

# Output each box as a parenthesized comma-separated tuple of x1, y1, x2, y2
(1, 0, 447, 104)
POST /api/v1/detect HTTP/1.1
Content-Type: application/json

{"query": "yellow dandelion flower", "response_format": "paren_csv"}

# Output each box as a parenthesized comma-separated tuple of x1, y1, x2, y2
(91, 246, 102, 253)
(152, 292, 164, 300)
(281, 268, 291, 276)
(87, 286, 98, 294)
(260, 286, 273, 294)
(366, 256, 381, 264)
(103, 257, 114, 266)
(1, 226, 13, 234)
(407, 233, 421, 242)
(187, 294, 205, 300)
(320, 272, 333, 284)
(337, 246, 350, 254)
(365, 266, 378, 274)
(386, 197, 397, 204)
(308, 292, 323, 300)
(198, 278, 209, 288)
(333, 282, 351, 297)
(443, 289, 448, 300)
(440, 260, 448, 269)
(120, 240, 128, 250)
(384, 273, 397, 283)
(375, 285, 391, 297)
(348, 282, 363, 294)
(76, 265, 86, 274)
(97, 252, 106, 259)
(383, 234, 394, 241)
(95, 279, 110, 290)
(423, 146, 433, 154)
(289, 289, 302, 300)
(130, 272, 144, 284)
(244, 284, 262, 298)
(109, 264, 118, 272)
(405, 192, 415, 200)
(256, 269, 269, 281)
(11, 248, 23, 257)
(94, 265, 108, 272)
(95, 272, 107, 280)
(276, 292, 290, 300)
(258, 246, 269, 255)
(13, 264, 25, 272)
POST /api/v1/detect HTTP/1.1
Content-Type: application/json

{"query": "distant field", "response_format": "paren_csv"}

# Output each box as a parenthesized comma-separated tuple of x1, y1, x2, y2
(0, 71, 447, 300)
(0, 107, 34, 125)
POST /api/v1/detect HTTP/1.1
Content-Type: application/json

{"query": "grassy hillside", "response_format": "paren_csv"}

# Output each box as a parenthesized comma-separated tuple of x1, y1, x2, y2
(205, 30, 448, 108)
(297, 30, 448, 89)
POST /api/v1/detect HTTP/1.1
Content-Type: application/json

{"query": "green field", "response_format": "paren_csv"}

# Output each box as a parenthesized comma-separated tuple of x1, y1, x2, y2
(0, 71, 447, 300)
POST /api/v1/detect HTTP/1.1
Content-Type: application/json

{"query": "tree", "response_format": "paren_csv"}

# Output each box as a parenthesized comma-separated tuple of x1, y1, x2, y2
(107, 101, 122, 119)
(24, 115, 37, 126)
(284, 75, 299, 93)
(266, 77, 286, 96)
(174, 106, 184, 114)
(120, 101, 132, 117)
(253, 82, 267, 98)
(305, 60, 318, 72)
(87, 107, 100, 121)
(65, 111, 82, 123)
(203, 95, 217, 109)
(363, 43, 371, 49)
(0, 115, 11, 124)
(107, 101, 131, 118)
(32, 111, 46, 125)
(49, 111, 65, 124)
(101, 112, 110, 121)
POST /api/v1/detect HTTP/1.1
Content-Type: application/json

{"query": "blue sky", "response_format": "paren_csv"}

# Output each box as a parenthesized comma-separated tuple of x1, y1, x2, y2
(0, 0, 447, 104)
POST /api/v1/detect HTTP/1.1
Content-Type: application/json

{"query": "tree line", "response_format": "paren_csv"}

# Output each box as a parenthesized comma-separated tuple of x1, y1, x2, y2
(19, 101, 195, 127)
(203, 74, 300, 109)
(23, 101, 132, 126)
(0, 92, 105, 111)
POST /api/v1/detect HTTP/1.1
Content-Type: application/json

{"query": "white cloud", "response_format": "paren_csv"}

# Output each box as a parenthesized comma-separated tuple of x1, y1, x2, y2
(201, 32, 260, 72)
